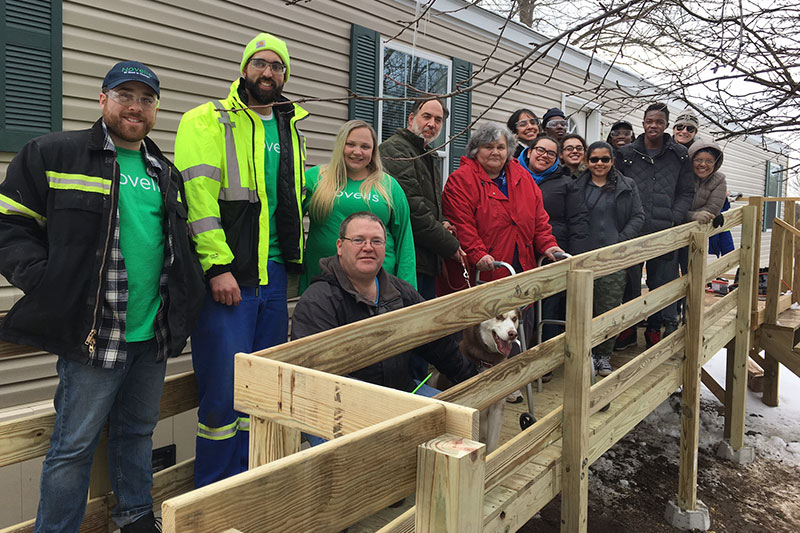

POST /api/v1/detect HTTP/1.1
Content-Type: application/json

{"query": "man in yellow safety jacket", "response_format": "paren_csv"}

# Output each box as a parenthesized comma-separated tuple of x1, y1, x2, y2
(174, 32, 307, 487)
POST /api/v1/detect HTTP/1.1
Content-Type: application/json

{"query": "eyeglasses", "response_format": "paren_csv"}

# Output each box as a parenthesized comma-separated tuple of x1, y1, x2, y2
(675, 124, 697, 133)
(545, 119, 568, 128)
(693, 157, 716, 166)
(533, 145, 558, 159)
(562, 145, 584, 153)
(342, 236, 386, 248)
(248, 58, 286, 74)
(610, 130, 633, 138)
(515, 119, 538, 129)
(105, 89, 159, 110)
(588, 156, 612, 163)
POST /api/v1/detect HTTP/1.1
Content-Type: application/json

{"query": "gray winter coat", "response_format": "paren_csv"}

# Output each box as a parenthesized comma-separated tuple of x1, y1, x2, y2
(615, 133, 695, 235)
(686, 138, 727, 221)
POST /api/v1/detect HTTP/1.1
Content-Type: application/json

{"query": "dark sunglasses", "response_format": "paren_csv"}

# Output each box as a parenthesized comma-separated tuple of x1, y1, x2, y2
(675, 124, 697, 133)
(588, 156, 612, 163)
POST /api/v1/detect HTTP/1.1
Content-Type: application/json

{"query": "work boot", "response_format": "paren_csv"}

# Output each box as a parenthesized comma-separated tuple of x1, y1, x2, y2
(645, 328, 661, 348)
(663, 322, 678, 338)
(541, 372, 553, 383)
(121, 512, 161, 533)
(614, 327, 637, 351)
(593, 355, 614, 377)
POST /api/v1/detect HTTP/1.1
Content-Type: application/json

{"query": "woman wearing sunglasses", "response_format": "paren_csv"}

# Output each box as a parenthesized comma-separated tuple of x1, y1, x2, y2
(506, 108, 540, 158)
(575, 141, 644, 376)
(673, 109, 699, 148)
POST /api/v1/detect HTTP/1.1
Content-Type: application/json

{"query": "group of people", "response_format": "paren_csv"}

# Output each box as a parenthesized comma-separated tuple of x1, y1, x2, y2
(0, 30, 731, 533)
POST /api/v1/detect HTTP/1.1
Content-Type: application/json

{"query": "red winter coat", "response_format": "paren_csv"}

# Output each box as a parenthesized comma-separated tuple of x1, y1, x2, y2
(439, 156, 557, 292)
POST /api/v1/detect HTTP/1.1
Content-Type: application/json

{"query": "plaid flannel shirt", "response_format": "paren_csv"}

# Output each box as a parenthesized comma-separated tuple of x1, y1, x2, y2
(92, 122, 174, 369)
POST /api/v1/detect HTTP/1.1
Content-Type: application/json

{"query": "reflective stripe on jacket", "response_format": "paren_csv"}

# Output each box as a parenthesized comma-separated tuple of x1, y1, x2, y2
(175, 79, 308, 286)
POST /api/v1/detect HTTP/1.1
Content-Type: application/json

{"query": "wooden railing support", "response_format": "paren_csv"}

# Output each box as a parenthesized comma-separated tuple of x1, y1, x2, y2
(782, 200, 795, 288)
(415, 435, 485, 533)
(729, 206, 757, 449)
(748, 196, 764, 314)
(763, 222, 784, 406)
(560, 269, 593, 533)
(677, 232, 707, 510)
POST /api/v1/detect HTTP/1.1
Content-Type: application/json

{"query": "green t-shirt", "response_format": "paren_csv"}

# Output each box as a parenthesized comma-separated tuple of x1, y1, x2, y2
(300, 165, 417, 293)
(262, 115, 282, 262)
(116, 147, 165, 341)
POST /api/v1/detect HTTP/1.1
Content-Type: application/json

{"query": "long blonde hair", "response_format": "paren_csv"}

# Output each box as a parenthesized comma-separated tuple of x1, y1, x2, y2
(309, 120, 393, 220)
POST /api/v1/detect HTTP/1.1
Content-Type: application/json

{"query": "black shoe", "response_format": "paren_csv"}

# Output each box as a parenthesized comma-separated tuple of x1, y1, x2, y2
(541, 372, 553, 383)
(614, 327, 637, 351)
(645, 328, 661, 348)
(121, 512, 161, 533)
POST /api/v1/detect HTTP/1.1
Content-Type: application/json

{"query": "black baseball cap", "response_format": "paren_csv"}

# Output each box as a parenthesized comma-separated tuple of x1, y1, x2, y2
(102, 61, 160, 97)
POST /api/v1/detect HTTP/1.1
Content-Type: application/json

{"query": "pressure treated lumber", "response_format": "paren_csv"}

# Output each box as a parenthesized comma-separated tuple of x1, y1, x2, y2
(747, 358, 765, 392)
(162, 404, 446, 533)
(234, 354, 477, 440)
(561, 270, 593, 533)
(415, 435, 485, 533)
(730, 206, 757, 449)
(677, 232, 707, 510)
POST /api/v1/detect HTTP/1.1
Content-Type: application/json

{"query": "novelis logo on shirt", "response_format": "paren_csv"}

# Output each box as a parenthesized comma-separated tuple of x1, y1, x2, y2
(120, 172, 161, 192)
(265, 141, 281, 154)
(336, 190, 380, 202)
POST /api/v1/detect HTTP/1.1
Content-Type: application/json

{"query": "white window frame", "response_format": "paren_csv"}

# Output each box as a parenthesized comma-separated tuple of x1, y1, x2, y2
(378, 39, 452, 170)
(562, 94, 602, 142)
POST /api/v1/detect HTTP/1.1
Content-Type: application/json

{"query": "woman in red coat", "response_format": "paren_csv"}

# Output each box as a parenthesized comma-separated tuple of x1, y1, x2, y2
(440, 122, 563, 291)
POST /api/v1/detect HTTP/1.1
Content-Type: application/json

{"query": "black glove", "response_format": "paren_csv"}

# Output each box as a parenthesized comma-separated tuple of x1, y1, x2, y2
(712, 213, 725, 228)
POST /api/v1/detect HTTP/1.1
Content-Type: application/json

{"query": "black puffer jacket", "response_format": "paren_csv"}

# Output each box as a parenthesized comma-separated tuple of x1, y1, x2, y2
(291, 256, 477, 392)
(615, 133, 695, 235)
(575, 168, 645, 244)
(523, 159, 590, 255)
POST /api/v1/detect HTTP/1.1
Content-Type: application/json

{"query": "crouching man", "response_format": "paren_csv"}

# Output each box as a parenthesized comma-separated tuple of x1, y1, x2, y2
(291, 212, 476, 399)
(0, 61, 205, 532)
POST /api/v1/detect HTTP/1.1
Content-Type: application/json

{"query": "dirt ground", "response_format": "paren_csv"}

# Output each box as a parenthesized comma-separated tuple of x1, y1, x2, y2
(518, 394, 800, 532)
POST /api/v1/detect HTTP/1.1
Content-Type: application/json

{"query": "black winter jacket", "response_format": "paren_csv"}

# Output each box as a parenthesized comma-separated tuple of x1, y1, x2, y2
(380, 128, 460, 276)
(291, 256, 477, 391)
(0, 119, 206, 364)
(615, 133, 695, 235)
(574, 169, 645, 245)
(532, 163, 590, 255)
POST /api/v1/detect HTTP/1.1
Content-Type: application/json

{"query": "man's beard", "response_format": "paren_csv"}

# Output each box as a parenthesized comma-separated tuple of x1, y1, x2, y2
(244, 75, 284, 105)
(103, 110, 154, 144)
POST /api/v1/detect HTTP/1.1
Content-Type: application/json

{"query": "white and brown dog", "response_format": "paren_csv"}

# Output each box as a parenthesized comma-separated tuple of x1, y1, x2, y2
(460, 310, 520, 453)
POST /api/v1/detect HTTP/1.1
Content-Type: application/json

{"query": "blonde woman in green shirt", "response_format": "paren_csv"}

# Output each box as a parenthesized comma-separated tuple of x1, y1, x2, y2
(301, 120, 416, 293)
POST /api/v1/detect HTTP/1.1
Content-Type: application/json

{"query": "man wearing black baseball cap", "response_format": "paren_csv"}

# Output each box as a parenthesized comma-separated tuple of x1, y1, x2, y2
(0, 60, 204, 532)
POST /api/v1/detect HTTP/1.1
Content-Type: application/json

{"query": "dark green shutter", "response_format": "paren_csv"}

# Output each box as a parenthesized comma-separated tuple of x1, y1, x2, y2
(0, 0, 62, 152)
(348, 24, 379, 125)
(763, 161, 782, 231)
(449, 57, 472, 175)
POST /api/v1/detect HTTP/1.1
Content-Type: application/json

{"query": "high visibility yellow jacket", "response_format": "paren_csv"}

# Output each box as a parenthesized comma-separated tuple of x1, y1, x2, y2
(175, 79, 308, 286)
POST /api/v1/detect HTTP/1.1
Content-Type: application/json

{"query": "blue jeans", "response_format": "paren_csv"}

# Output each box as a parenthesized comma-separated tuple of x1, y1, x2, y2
(35, 339, 166, 532)
(192, 261, 288, 487)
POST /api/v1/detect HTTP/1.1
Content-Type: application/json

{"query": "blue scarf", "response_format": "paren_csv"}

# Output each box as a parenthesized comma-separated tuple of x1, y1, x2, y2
(518, 147, 559, 184)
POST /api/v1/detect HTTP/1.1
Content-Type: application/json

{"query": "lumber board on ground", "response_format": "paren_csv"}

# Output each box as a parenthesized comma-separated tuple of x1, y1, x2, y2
(234, 354, 477, 440)
(162, 404, 447, 533)
(747, 359, 764, 392)
(415, 436, 485, 533)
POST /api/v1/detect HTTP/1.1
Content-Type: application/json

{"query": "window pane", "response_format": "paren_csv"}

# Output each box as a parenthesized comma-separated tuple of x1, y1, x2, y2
(381, 47, 448, 147)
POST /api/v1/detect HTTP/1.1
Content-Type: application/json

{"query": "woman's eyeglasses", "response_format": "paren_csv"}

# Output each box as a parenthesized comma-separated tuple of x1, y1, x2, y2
(516, 119, 538, 129)
(533, 146, 557, 158)
(588, 156, 612, 163)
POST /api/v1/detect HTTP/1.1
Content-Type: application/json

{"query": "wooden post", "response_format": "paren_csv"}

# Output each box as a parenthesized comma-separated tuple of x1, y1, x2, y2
(249, 418, 301, 468)
(793, 205, 800, 304)
(677, 232, 707, 511)
(730, 206, 757, 450)
(748, 196, 763, 314)
(763, 224, 783, 406)
(782, 201, 795, 287)
(415, 435, 486, 533)
(723, 340, 735, 440)
(560, 269, 593, 533)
